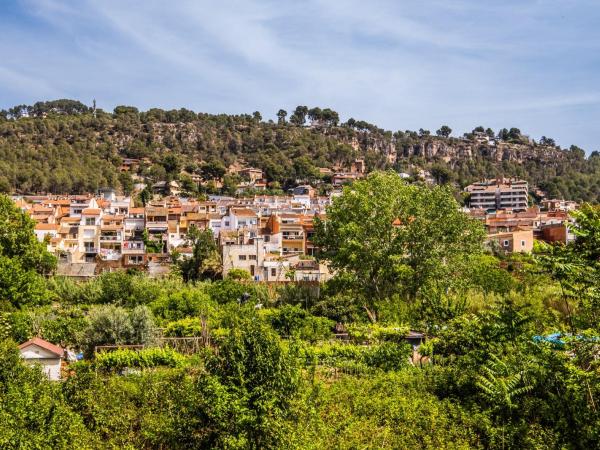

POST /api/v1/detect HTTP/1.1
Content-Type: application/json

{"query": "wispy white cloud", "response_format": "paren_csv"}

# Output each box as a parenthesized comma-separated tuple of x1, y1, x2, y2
(0, 65, 64, 99)
(2, 0, 599, 150)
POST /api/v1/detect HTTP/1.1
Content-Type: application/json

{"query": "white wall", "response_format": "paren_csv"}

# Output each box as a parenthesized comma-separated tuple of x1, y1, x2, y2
(20, 345, 62, 381)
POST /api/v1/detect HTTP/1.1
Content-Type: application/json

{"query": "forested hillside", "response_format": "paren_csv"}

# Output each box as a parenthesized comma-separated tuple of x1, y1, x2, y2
(1, 99, 599, 200)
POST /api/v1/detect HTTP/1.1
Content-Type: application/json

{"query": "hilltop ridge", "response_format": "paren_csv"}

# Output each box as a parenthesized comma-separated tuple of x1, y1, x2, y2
(0, 100, 597, 201)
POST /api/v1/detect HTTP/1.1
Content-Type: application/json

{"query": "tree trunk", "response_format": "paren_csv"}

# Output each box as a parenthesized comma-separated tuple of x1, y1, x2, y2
(363, 304, 377, 323)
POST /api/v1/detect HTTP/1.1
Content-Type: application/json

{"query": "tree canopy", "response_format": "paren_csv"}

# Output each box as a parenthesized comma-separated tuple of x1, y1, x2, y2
(314, 171, 485, 320)
(0, 195, 55, 309)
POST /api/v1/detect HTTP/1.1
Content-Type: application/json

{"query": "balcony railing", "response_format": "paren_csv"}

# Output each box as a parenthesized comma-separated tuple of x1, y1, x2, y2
(122, 244, 145, 254)
(282, 235, 304, 240)
(99, 250, 122, 261)
(146, 221, 168, 229)
(99, 235, 122, 241)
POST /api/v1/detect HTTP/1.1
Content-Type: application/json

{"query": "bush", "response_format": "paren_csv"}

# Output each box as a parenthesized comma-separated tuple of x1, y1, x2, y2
(309, 341, 411, 372)
(94, 348, 187, 371)
(226, 268, 251, 280)
(164, 318, 204, 337)
(364, 341, 411, 371)
(82, 305, 157, 357)
(0, 340, 97, 447)
(207, 278, 270, 305)
(150, 286, 214, 321)
(346, 323, 409, 344)
(264, 305, 334, 342)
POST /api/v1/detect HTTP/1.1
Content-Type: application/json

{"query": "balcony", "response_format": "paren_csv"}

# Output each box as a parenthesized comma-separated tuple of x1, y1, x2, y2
(126, 256, 145, 265)
(84, 247, 98, 254)
(282, 234, 304, 241)
(99, 234, 123, 242)
(122, 242, 145, 254)
(99, 249, 122, 261)
(146, 221, 168, 230)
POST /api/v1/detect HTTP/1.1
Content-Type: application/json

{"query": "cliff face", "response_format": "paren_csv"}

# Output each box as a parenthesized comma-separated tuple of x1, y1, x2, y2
(399, 140, 563, 163)
(342, 132, 565, 168)
(60, 118, 565, 170)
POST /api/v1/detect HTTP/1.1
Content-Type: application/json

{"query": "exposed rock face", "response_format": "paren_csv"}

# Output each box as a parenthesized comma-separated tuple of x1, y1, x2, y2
(344, 133, 565, 167)
(91, 120, 567, 169)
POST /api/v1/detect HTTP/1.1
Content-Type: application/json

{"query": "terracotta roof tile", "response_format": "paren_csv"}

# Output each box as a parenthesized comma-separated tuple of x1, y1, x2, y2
(19, 337, 64, 357)
(35, 223, 59, 231)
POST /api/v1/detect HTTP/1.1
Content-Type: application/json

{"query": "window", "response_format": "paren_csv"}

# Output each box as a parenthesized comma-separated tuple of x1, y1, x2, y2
(271, 268, 276, 277)
(85, 218, 95, 226)
(521, 240, 526, 247)
(249, 255, 257, 260)
(264, 235, 270, 242)
(238, 255, 247, 261)
(224, 221, 230, 227)
(503, 240, 509, 247)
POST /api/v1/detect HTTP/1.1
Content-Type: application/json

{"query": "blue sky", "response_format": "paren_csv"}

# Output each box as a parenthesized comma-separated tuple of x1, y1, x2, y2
(1, 0, 600, 151)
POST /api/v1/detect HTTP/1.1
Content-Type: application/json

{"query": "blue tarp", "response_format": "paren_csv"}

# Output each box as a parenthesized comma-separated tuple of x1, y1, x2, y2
(533, 333, 566, 347)
(533, 333, 599, 348)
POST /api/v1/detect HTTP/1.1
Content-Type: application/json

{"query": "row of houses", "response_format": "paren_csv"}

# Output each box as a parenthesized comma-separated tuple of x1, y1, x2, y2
(468, 205, 575, 253)
(16, 175, 578, 281)
(15, 189, 335, 282)
(464, 178, 578, 252)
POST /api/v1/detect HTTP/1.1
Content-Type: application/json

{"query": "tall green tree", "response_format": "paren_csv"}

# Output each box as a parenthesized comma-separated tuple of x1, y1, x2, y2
(289, 105, 308, 125)
(203, 319, 302, 448)
(535, 203, 600, 330)
(276, 109, 287, 125)
(0, 340, 96, 447)
(0, 195, 56, 309)
(175, 226, 221, 282)
(436, 125, 452, 137)
(314, 171, 485, 320)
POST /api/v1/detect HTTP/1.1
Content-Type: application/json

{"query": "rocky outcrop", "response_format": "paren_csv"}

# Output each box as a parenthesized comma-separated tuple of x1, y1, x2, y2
(340, 133, 565, 167)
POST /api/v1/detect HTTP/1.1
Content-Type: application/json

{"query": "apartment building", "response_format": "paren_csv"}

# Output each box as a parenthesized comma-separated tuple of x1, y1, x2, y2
(465, 178, 529, 211)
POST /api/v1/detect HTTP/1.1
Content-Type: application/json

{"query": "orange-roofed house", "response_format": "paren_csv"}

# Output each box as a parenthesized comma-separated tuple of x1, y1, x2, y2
(487, 229, 534, 253)
(69, 196, 97, 217)
(34, 223, 59, 243)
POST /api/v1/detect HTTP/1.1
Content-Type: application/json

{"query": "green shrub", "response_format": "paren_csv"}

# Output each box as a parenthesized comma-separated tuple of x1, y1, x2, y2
(207, 278, 270, 305)
(264, 305, 334, 342)
(364, 341, 411, 371)
(95, 347, 187, 371)
(164, 318, 204, 337)
(310, 341, 411, 372)
(347, 323, 409, 344)
(150, 286, 214, 321)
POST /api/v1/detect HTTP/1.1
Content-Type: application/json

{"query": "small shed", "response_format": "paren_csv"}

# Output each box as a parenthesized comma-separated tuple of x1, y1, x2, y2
(19, 337, 64, 381)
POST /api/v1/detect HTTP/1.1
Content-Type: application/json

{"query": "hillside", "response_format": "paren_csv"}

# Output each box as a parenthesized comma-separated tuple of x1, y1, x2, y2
(1, 100, 599, 201)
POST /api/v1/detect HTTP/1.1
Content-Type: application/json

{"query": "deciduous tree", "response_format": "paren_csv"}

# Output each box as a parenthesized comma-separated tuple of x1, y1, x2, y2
(314, 172, 485, 320)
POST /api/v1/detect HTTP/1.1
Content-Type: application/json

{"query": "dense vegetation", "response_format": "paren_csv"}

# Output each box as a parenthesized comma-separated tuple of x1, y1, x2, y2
(2, 100, 600, 201)
(0, 174, 599, 448)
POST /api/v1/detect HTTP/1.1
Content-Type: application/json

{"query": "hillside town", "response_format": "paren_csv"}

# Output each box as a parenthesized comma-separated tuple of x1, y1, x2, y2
(13, 174, 578, 282)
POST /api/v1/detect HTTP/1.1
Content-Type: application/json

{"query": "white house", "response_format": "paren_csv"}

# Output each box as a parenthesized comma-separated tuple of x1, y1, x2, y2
(34, 223, 59, 243)
(19, 337, 64, 381)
